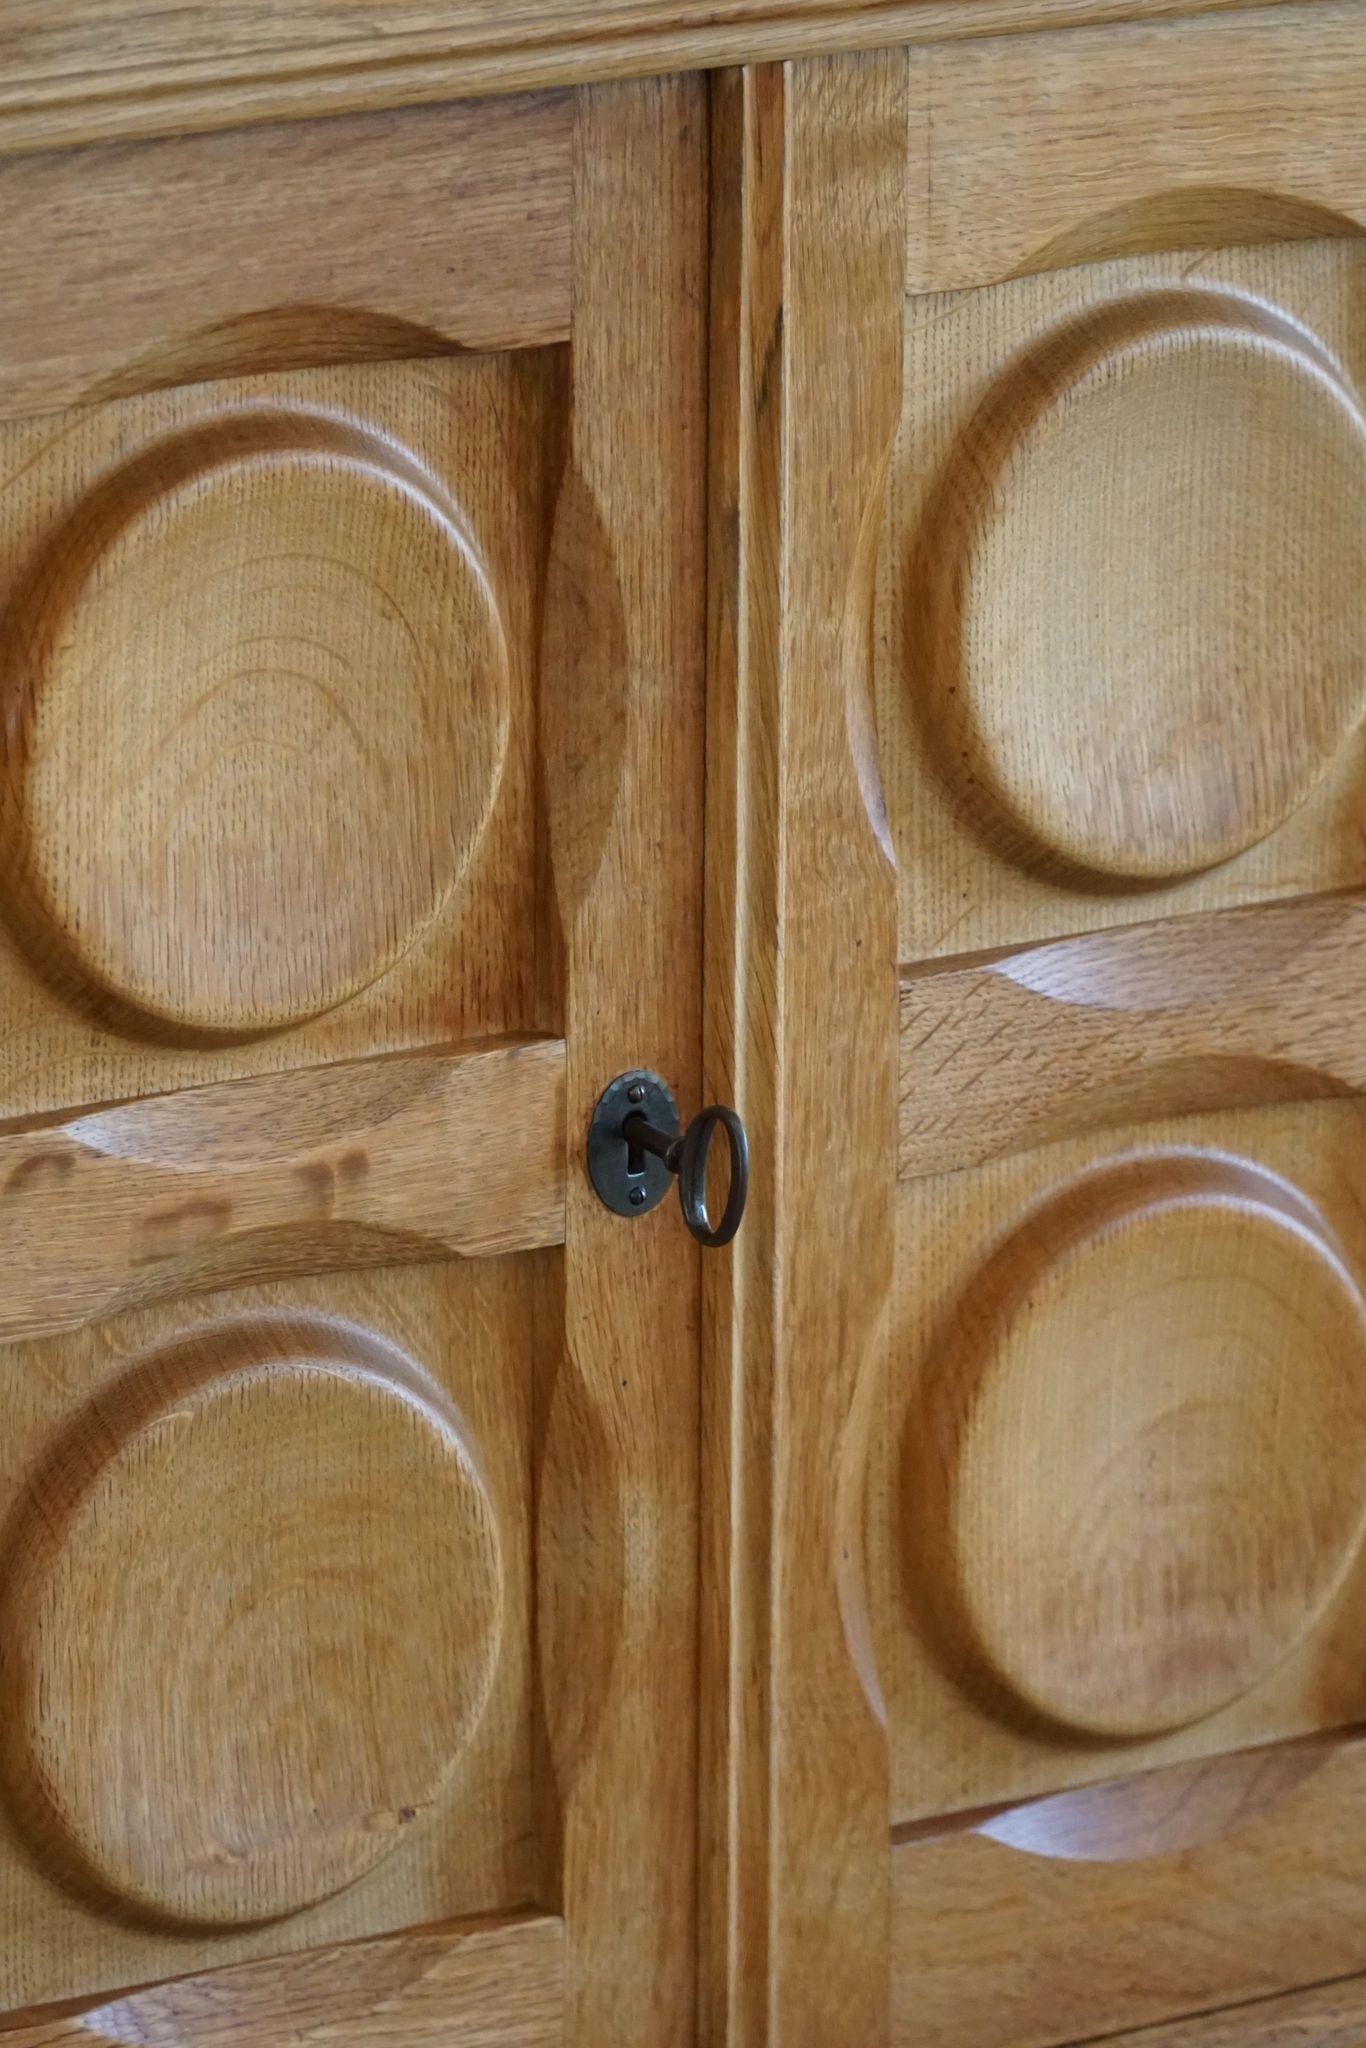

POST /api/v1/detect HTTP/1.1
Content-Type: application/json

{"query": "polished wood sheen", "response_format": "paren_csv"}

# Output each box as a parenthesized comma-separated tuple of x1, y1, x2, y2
(880, 1100, 1366, 1822)
(11, 416, 507, 1038)
(8, 1913, 563, 2047)
(907, 290, 1366, 886)
(0, 1262, 541, 2009)
(3, 1315, 503, 1929)
(903, 1140, 1366, 1741)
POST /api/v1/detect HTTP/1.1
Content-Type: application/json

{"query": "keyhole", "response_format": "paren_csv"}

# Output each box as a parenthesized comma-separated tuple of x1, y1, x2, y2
(625, 1082, 648, 1200)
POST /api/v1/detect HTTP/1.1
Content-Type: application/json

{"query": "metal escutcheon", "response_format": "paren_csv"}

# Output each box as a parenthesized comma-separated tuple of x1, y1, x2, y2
(587, 1069, 750, 1248)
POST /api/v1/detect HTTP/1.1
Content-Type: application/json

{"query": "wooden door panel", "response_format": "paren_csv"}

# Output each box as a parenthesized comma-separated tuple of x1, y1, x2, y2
(0, 340, 564, 2013)
(881, 234, 1366, 963)
(0, 1257, 545, 2010)
(698, 13, 1366, 2042)
(0, 349, 557, 1118)
(878, 1097, 1366, 1824)
(874, 3, 1366, 1823)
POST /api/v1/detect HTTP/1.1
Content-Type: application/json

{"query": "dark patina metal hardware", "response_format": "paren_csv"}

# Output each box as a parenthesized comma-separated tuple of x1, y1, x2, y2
(587, 1069, 750, 1248)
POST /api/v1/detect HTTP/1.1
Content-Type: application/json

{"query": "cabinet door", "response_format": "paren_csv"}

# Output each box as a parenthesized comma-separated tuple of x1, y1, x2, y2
(705, 18, 1366, 2046)
(0, 76, 705, 2048)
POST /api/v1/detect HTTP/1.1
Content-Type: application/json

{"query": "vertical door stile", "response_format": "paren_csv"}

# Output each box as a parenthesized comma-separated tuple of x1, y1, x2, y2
(703, 51, 908, 2048)
(538, 72, 709, 2048)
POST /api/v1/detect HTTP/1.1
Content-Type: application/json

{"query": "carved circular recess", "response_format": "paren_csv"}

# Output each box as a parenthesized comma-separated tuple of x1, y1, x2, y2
(910, 290, 1366, 882)
(2, 411, 509, 1040)
(0, 1314, 502, 1928)
(908, 1154, 1366, 1739)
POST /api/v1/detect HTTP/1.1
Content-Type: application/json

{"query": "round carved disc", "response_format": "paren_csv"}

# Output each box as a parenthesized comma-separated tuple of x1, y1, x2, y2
(916, 291, 1366, 881)
(9, 413, 507, 1038)
(916, 1156, 1366, 1738)
(0, 1316, 502, 1927)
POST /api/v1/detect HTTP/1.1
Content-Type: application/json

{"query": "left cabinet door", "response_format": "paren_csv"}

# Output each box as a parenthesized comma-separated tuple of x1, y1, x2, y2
(0, 74, 707, 2048)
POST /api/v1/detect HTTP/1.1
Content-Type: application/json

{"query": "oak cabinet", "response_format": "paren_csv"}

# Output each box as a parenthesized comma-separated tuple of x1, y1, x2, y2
(1, 5, 1365, 2045)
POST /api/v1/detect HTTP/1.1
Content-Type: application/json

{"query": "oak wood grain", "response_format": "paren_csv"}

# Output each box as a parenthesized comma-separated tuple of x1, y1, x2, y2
(0, 1261, 542, 2010)
(535, 73, 707, 2048)
(702, 51, 905, 2045)
(879, 1099, 1366, 1827)
(0, 93, 571, 423)
(906, 2, 1366, 293)
(0, 0, 1293, 157)
(0, 350, 557, 1120)
(5, 1913, 562, 2046)
(892, 1737, 1366, 2046)
(0, 1035, 564, 1343)
(962, 1729, 1348, 1863)
(701, 67, 785, 2048)
(899, 891, 1366, 1177)
(881, 237, 1366, 966)
(1087, 1969, 1366, 2045)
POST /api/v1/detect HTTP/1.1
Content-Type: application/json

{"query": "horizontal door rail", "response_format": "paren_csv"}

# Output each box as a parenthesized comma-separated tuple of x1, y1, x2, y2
(0, 1034, 565, 1343)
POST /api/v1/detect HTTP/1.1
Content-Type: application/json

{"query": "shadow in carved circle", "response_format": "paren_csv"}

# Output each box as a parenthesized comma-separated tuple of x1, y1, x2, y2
(902, 1152, 1366, 1740)
(0, 409, 510, 1044)
(0, 1312, 503, 1929)
(906, 288, 1366, 886)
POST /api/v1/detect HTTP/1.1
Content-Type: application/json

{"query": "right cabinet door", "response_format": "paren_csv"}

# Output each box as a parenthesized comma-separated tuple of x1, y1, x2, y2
(877, 11, 1366, 2044)
(704, 14, 1366, 2048)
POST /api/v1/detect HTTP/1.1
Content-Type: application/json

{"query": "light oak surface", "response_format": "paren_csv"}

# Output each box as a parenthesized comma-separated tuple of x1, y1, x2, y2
(892, 1739, 1366, 2046)
(0, 62, 708, 2046)
(702, 52, 905, 2046)
(0, 1036, 564, 1342)
(0, 350, 557, 1119)
(881, 234, 1366, 964)
(0, 335, 564, 2019)
(7, 1913, 564, 2047)
(905, 3, 1366, 292)
(7, 2, 1366, 2041)
(0, 1262, 542, 2008)
(881, 1099, 1366, 1823)
(1093, 1972, 1366, 2046)
(0, 92, 571, 423)
(899, 890, 1366, 1176)
(0, 0, 1294, 156)
(534, 73, 707, 2047)
(870, 17, 1366, 2035)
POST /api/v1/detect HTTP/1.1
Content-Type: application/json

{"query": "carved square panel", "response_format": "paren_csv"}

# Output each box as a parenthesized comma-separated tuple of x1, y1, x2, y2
(0, 1254, 544, 2011)
(875, 1098, 1366, 1827)
(878, 236, 1366, 964)
(0, 349, 563, 1120)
